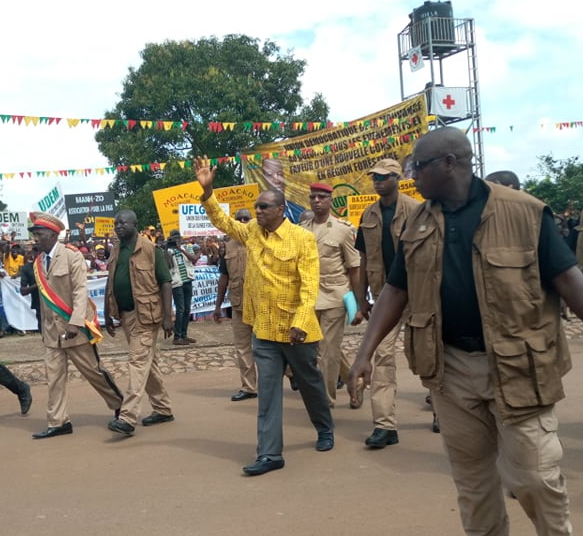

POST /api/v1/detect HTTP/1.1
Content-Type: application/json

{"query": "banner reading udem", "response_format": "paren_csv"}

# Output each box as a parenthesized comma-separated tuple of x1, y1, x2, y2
(242, 96, 427, 220)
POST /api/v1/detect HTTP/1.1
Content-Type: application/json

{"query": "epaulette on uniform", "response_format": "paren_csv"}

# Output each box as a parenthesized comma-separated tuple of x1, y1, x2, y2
(338, 218, 355, 228)
(65, 243, 80, 253)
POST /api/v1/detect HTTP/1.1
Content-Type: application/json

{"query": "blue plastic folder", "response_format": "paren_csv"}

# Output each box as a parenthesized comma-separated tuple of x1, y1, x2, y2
(343, 290, 358, 325)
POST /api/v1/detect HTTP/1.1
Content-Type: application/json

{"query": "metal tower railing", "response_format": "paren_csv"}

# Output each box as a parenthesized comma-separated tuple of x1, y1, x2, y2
(398, 16, 485, 177)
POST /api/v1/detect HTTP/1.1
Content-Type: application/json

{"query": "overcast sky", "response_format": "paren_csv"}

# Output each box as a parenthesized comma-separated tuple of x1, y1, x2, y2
(1, 0, 581, 212)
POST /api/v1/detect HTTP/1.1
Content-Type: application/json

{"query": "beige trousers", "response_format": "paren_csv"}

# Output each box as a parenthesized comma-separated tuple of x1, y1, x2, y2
(118, 310, 172, 427)
(44, 344, 122, 427)
(232, 308, 256, 393)
(316, 306, 352, 407)
(369, 320, 401, 430)
(432, 344, 571, 536)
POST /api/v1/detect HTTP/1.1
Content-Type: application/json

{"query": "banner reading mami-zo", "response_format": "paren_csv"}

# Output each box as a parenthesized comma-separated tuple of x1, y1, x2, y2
(242, 95, 427, 219)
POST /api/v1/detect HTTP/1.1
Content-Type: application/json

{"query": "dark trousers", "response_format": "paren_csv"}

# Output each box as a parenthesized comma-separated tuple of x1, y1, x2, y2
(172, 281, 193, 339)
(253, 336, 334, 460)
(0, 363, 27, 395)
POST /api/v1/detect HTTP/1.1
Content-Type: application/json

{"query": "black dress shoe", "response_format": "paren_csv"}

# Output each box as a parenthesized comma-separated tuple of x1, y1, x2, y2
(32, 422, 73, 439)
(231, 390, 258, 401)
(141, 412, 175, 426)
(108, 418, 135, 436)
(288, 377, 299, 391)
(365, 428, 399, 448)
(316, 431, 334, 452)
(243, 456, 285, 476)
(18, 383, 32, 415)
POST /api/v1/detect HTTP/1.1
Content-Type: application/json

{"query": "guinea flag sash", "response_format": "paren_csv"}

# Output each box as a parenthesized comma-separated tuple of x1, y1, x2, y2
(33, 255, 103, 345)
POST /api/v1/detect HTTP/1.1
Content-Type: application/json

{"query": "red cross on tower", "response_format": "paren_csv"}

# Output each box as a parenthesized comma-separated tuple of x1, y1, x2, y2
(442, 94, 456, 109)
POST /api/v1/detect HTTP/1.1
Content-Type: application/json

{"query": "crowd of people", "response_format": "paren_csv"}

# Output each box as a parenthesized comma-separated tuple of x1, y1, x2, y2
(2, 127, 583, 535)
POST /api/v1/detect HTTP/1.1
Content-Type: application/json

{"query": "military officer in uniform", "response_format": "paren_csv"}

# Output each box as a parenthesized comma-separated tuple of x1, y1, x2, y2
(301, 183, 362, 408)
(213, 208, 257, 401)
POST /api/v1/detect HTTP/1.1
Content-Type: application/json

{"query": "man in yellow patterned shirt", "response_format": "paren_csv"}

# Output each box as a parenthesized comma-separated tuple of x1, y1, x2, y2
(196, 156, 334, 476)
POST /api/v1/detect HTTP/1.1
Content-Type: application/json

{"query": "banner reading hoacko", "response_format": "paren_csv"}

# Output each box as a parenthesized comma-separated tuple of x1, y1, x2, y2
(153, 181, 204, 238)
(214, 184, 259, 216)
(153, 182, 260, 238)
(242, 95, 427, 219)
(94, 216, 115, 237)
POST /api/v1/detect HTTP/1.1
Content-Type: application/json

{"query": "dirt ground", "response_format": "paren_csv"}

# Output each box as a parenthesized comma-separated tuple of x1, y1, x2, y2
(1, 322, 582, 536)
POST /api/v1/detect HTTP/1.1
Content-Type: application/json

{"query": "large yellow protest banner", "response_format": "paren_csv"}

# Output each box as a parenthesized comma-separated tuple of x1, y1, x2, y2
(242, 96, 427, 219)
(214, 184, 259, 216)
(153, 182, 259, 238)
(152, 182, 204, 238)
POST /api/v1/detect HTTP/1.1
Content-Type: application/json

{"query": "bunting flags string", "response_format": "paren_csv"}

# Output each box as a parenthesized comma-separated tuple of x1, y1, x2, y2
(0, 133, 422, 180)
(1, 112, 582, 133)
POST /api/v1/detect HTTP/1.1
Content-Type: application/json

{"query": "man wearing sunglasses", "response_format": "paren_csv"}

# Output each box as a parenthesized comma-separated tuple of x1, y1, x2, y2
(213, 208, 257, 402)
(195, 157, 334, 476)
(349, 127, 583, 535)
(300, 183, 362, 409)
(353, 158, 420, 448)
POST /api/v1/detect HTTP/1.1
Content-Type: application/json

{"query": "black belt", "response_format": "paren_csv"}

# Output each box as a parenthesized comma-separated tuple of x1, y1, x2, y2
(447, 336, 485, 353)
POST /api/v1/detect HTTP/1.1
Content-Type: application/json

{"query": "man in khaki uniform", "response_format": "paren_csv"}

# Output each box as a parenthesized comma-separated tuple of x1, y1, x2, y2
(104, 209, 174, 437)
(213, 208, 257, 401)
(29, 212, 123, 439)
(301, 183, 361, 408)
(354, 159, 419, 448)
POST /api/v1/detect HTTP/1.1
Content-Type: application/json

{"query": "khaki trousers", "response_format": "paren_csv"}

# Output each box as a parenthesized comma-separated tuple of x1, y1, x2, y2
(316, 306, 352, 407)
(232, 308, 256, 393)
(370, 321, 401, 430)
(433, 344, 571, 536)
(44, 344, 122, 427)
(119, 310, 172, 427)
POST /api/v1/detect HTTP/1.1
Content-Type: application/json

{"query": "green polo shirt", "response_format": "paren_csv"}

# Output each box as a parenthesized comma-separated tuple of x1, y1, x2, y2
(389, 177, 577, 343)
(113, 239, 172, 312)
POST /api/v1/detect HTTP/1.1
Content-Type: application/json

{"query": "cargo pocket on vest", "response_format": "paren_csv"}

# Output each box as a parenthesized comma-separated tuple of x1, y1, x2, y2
(493, 340, 539, 408)
(526, 335, 565, 405)
(135, 295, 161, 325)
(494, 337, 566, 409)
(404, 312, 438, 378)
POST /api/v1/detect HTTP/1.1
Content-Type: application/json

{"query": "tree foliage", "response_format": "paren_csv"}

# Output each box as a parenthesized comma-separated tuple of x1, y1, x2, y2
(523, 155, 583, 214)
(95, 34, 329, 226)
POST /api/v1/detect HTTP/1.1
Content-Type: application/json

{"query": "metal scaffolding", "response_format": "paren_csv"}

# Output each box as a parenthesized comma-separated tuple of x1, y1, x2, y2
(397, 15, 485, 177)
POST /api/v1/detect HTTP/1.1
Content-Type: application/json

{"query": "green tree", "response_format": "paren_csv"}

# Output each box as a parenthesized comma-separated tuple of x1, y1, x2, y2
(524, 155, 583, 214)
(95, 34, 329, 226)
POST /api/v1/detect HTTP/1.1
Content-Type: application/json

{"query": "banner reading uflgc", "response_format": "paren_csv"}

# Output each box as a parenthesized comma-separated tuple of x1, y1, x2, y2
(242, 95, 427, 219)
(153, 182, 259, 238)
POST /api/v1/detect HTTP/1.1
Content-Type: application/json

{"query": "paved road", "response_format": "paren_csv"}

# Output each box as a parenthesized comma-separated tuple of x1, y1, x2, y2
(1, 318, 583, 535)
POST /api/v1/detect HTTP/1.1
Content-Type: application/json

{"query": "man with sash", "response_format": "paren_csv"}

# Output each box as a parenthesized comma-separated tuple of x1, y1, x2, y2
(29, 212, 123, 439)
